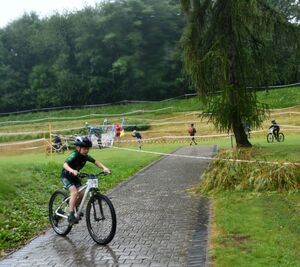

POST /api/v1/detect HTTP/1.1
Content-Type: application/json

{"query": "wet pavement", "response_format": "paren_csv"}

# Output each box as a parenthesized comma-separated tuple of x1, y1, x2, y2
(0, 145, 216, 267)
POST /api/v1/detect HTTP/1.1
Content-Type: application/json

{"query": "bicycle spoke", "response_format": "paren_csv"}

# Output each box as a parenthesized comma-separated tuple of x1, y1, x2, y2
(49, 191, 72, 236)
(86, 194, 116, 245)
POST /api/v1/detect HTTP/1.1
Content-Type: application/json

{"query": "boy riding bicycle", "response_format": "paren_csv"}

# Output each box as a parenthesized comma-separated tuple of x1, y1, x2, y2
(61, 136, 110, 224)
(269, 120, 280, 139)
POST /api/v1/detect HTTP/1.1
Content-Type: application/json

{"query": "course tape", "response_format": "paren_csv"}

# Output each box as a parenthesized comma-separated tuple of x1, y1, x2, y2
(247, 82, 300, 90)
(1, 103, 299, 126)
(280, 124, 300, 128)
(0, 138, 46, 147)
(0, 126, 84, 136)
(0, 95, 191, 116)
(272, 112, 300, 116)
(116, 134, 231, 143)
(0, 107, 173, 125)
(272, 105, 300, 111)
(1, 123, 300, 138)
(19, 145, 46, 151)
(111, 146, 300, 166)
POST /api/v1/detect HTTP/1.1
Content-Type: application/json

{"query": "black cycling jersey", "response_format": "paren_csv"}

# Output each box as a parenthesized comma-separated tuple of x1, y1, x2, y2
(269, 123, 280, 130)
(61, 150, 95, 179)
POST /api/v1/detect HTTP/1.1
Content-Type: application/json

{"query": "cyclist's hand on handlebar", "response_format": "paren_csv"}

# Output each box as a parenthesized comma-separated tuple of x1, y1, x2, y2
(72, 170, 78, 176)
(103, 167, 111, 174)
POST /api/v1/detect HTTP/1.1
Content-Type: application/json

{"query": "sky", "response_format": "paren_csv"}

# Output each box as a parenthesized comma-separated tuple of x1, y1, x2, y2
(0, 0, 100, 28)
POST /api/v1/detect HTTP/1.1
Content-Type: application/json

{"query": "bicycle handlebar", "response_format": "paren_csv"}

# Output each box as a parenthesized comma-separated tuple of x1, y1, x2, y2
(77, 171, 111, 178)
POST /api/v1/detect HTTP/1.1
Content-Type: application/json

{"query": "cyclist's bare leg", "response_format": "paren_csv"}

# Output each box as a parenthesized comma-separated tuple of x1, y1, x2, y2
(190, 137, 197, 145)
(68, 185, 79, 212)
(138, 139, 142, 149)
(75, 191, 84, 210)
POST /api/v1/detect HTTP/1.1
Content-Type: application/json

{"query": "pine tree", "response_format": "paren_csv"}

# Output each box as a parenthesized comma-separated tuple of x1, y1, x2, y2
(181, 0, 300, 147)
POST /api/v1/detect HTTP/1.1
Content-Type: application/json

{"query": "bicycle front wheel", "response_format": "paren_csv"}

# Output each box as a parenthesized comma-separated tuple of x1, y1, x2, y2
(267, 133, 273, 143)
(86, 194, 116, 245)
(278, 133, 284, 142)
(49, 190, 72, 236)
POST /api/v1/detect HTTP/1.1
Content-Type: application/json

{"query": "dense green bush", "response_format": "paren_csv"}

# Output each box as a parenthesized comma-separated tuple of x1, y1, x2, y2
(123, 119, 151, 131)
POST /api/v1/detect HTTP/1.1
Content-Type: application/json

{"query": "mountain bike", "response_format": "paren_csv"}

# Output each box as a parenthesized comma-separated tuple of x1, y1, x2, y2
(46, 141, 69, 154)
(267, 128, 284, 143)
(49, 172, 117, 245)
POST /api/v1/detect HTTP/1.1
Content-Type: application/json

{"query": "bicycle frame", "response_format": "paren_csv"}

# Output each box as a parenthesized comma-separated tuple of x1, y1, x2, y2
(55, 175, 100, 220)
(50, 171, 116, 244)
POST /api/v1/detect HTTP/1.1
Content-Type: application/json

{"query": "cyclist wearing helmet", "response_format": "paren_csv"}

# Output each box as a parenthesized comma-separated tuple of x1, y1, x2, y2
(61, 136, 110, 224)
(269, 120, 280, 139)
(132, 130, 142, 149)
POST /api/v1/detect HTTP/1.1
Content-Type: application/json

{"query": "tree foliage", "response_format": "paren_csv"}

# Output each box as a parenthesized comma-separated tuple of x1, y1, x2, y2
(267, 0, 300, 22)
(181, 0, 300, 146)
(0, 0, 190, 112)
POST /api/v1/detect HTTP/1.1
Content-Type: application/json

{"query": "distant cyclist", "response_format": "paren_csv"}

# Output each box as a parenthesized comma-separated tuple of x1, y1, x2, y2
(61, 136, 110, 224)
(269, 120, 280, 139)
(245, 120, 251, 138)
(132, 130, 143, 149)
(53, 135, 62, 150)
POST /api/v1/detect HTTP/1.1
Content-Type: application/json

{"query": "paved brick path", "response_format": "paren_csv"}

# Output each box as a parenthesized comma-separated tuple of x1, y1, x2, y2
(0, 146, 216, 267)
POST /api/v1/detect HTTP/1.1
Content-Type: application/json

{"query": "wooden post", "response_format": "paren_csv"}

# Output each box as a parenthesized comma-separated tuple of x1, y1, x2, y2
(230, 134, 234, 148)
(49, 123, 53, 159)
(43, 131, 47, 155)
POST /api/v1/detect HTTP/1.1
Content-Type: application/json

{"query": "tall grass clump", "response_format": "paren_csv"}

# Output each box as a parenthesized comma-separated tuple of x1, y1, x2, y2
(199, 149, 300, 193)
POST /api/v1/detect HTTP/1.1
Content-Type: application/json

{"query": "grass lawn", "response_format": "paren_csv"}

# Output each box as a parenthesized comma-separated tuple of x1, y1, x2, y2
(0, 143, 181, 255)
(240, 134, 300, 162)
(211, 192, 300, 267)
(251, 135, 300, 162)
(257, 86, 300, 108)
(204, 135, 300, 267)
(198, 133, 300, 162)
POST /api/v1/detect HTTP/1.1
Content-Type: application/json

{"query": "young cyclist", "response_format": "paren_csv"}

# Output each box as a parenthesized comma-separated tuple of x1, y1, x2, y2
(245, 120, 251, 138)
(61, 136, 110, 224)
(269, 120, 280, 139)
(132, 130, 143, 149)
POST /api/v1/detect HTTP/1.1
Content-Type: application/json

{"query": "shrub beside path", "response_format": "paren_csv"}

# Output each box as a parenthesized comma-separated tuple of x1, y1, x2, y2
(0, 145, 216, 267)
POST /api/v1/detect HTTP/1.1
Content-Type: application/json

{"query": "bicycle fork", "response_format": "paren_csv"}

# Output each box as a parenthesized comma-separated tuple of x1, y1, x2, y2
(91, 195, 105, 222)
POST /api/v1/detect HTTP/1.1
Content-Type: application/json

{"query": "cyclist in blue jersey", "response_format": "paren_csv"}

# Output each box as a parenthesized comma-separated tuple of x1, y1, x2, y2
(61, 136, 110, 224)
(132, 130, 143, 149)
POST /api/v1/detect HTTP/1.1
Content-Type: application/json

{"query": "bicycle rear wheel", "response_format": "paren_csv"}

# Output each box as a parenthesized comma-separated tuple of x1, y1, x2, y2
(86, 194, 116, 245)
(267, 133, 273, 143)
(49, 190, 72, 236)
(278, 133, 284, 142)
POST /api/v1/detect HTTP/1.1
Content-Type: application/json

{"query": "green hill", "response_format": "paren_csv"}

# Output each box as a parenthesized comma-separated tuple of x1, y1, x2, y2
(0, 86, 299, 144)
(0, 86, 299, 124)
